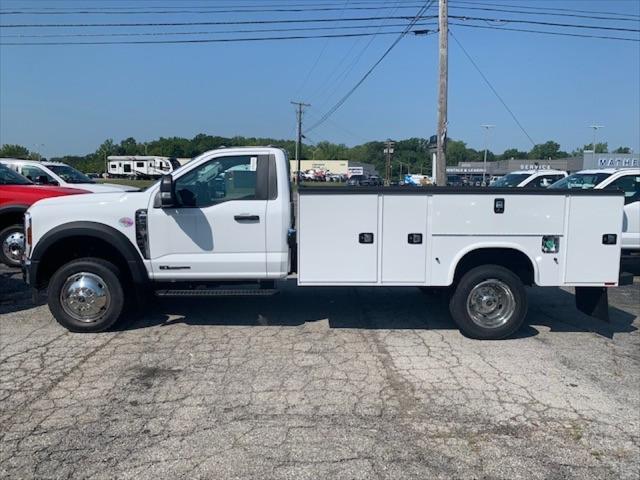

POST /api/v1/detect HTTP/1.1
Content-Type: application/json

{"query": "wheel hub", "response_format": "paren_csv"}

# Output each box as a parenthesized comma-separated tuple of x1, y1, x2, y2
(60, 272, 111, 323)
(2, 231, 25, 263)
(466, 279, 516, 329)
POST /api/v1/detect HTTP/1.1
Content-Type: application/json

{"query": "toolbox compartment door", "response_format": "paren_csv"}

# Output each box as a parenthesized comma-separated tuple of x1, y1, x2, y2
(298, 194, 379, 284)
(565, 196, 624, 284)
(382, 195, 428, 283)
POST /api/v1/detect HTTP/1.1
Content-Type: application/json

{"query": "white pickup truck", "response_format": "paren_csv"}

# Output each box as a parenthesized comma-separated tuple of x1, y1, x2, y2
(22, 147, 631, 339)
(549, 168, 640, 255)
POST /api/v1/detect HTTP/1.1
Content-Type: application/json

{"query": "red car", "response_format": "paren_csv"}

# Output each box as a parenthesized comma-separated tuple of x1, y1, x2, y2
(0, 164, 87, 267)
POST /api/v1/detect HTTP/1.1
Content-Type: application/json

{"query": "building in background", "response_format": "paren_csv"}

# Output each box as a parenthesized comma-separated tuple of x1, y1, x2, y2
(448, 152, 639, 177)
(289, 159, 377, 180)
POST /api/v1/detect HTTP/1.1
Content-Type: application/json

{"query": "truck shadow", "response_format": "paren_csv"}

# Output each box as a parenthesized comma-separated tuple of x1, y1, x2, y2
(119, 283, 638, 339)
(0, 269, 45, 315)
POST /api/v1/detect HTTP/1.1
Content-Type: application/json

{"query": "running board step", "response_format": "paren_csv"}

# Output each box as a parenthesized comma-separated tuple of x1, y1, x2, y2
(155, 289, 279, 297)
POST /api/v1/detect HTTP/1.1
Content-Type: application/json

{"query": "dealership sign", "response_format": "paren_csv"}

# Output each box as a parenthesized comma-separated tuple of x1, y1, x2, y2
(583, 153, 639, 169)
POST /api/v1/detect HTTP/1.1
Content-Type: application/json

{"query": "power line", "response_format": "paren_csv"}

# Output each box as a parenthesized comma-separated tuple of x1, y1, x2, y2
(0, 28, 433, 46)
(311, 0, 405, 108)
(448, 15, 640, 32)
(295, 0, 352, 97)
(0, 14, 435, 28)
(2, 21, 634, 43)
(450, 21, 639, 42)
(305, 0, 437, 134)
(449, 28, 536, 147)
(452, 1, 640, 19)
(4, 3, 636, 23)
(0, 21, 438, 39)
(2, 14, 637, 33)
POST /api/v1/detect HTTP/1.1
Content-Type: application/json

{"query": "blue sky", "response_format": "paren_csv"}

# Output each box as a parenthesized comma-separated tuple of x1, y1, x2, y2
(1, 0, 639, 158)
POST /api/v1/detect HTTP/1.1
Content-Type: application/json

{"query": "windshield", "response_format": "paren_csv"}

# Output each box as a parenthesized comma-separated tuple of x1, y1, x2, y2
(549, 172, 612, 189)
(48, 165, 94, 184)
(0, 164, 33, 185)
(492, 173, 531, 187)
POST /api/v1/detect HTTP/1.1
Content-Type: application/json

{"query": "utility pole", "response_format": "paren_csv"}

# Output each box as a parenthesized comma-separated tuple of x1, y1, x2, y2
(481, 124, 495, 185)
(435, 0, 448, 186)
(291, 101, 311, 184)
(384, 139, 395, 186)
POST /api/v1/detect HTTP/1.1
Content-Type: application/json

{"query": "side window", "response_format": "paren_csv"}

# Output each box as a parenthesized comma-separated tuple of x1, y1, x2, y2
(605, 175, 640, 205)
(21, 165, 55, 183)
(530, 175, 554, 188)
(174, 155, 259, 208)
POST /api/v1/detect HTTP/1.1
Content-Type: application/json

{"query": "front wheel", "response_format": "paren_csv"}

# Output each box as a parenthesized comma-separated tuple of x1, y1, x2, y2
(449, 265, 527, 340)
(48, 258, 125, 333)
(0, 224, 25, 268)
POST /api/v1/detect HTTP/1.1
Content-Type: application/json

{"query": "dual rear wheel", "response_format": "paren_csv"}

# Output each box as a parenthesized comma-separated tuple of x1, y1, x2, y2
(449, 265, 528, 340)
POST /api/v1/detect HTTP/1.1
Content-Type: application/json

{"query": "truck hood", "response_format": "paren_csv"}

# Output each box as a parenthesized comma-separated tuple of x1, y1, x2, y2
(30, 190, 147, 209)
(69, 182, 140, 193)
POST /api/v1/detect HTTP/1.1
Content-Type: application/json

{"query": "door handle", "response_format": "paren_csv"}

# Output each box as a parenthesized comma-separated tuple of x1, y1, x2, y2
(234, 215, 260, 222)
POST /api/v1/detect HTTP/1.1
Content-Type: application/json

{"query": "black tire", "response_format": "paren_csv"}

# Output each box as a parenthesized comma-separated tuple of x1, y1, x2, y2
(48, 258, 125, 333)
(0, 224, 25, 268)
(449, 265, 527, 340)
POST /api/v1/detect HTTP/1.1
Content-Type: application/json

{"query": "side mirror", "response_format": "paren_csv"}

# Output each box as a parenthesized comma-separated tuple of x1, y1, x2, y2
(160, 174, 175, 208)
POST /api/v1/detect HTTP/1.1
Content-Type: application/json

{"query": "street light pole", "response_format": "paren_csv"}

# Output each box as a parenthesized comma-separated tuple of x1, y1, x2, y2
(481, 124, 495, 185)
(589, 124, 604, 168)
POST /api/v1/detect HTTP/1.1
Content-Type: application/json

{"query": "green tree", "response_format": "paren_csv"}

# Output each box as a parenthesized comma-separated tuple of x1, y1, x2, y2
(613, 146, 631, 154)
(501, 148, 528, 160)
(528, 141, 568, 159)
(0, 144, 30, 159)
(581, 142, 608, 154)
(446, 140, 469, 165)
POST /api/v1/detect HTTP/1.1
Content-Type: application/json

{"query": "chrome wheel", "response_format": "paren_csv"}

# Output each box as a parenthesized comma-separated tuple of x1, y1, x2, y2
(60, 272, 111, 323)
(466, 279, 516, 329)
(2, 230, 25, 264)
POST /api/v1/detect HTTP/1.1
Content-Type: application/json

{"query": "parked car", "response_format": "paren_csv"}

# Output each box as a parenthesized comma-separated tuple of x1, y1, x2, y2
(446, 175, 464, 187)
(491, 170, 568, 188)
(0, 164, 87, 267)
(368, 175, 383, 186)
(549, 168, 640, 255)
(346, 175, 370, 186)
(0, 158, 139, 193)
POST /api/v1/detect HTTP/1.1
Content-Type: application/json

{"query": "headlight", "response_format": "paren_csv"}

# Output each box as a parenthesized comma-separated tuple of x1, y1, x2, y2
(24, 212, 32, 258)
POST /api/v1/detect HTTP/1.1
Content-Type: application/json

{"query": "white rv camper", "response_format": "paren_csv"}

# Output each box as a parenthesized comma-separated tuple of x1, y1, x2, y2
(107, 156, 181, 179)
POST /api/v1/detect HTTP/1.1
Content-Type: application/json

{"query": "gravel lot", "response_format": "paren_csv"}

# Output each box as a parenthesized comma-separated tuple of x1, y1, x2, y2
(1, 266, 638, 479)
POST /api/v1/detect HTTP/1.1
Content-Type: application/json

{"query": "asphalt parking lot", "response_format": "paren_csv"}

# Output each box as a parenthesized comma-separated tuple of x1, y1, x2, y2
(1, 266, 639, 480)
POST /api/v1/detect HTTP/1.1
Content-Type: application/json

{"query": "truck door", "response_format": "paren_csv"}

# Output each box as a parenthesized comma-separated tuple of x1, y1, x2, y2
(147, 153, 269, 279)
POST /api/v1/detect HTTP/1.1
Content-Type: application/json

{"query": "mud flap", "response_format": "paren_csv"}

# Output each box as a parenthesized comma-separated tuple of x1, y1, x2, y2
(575, 287, 609, 322)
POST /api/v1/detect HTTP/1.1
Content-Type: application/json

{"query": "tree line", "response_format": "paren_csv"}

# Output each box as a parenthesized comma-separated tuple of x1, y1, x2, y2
(0, 135, 632, 176)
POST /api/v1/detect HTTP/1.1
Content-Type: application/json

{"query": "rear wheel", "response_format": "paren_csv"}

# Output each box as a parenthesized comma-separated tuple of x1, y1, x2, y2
(449, 265, 527, 340)
(0, 224, 25, 268)
(48, 258, 125, 333)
